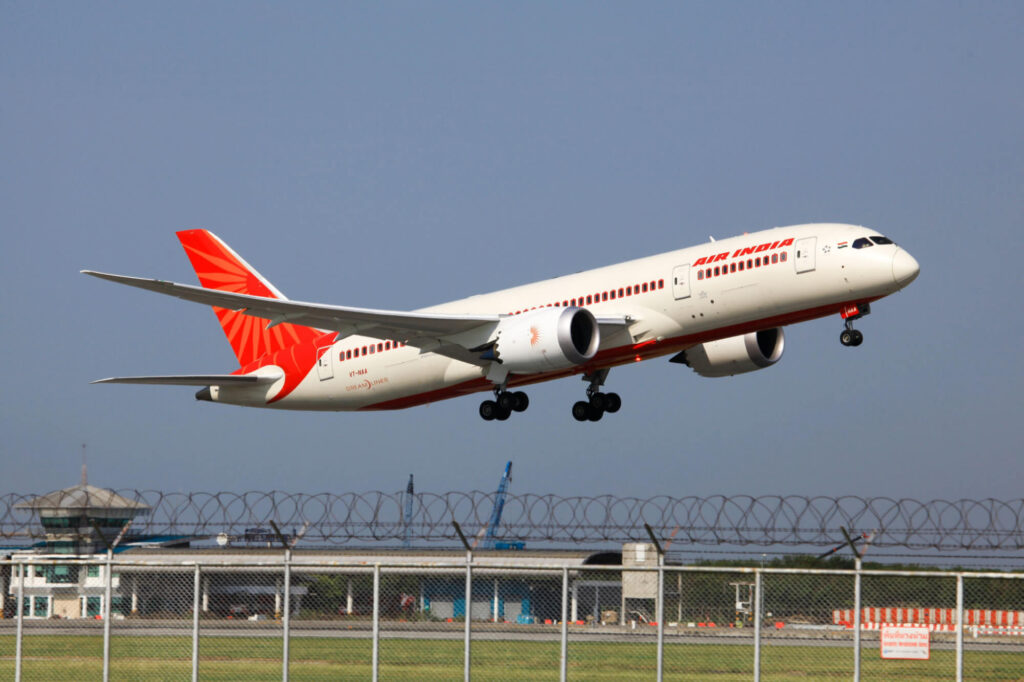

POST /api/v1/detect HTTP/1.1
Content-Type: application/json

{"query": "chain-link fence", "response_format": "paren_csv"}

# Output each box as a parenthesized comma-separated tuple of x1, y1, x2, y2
(2, 554, 1023, 680)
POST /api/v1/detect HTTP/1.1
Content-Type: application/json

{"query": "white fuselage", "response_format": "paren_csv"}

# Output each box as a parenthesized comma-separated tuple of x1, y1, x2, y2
(211, 223, 917, 410)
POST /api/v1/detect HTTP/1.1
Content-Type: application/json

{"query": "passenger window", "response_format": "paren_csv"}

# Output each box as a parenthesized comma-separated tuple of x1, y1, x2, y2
(385, 342, 391, 350)
(586, 295, 593, 305)
(747, 259, 753, 269)
(377, 343, 383, 352)
(781, 252, 787, 262)
(602, 292, 608, 301)
(730, 263, 736, 273)
(853, 237, 873, 249)
(642, 283, 648, 292)
(697, 271, 703, 280)
(658, 279, 664, 289)
(772, 254, 778, 264)
(617, 288, 623, 297)
(714, 266, 720, 276)
(626, 286, 632, 296)
(346, 350, 352, 359)
(610, 290, 616, 300)
(739, 261, 744, 271)
(362, 346, 367, 355)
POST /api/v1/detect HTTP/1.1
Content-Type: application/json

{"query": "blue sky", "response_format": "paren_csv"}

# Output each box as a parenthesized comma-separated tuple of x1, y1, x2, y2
(1, 2, 1021, 501)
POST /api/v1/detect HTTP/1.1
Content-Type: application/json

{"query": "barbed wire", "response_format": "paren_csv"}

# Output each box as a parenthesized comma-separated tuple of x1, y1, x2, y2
(2, 491, 1023, 550)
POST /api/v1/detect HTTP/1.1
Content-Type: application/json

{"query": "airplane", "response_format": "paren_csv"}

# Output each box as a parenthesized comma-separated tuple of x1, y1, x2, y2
(83, 223, 919, 422)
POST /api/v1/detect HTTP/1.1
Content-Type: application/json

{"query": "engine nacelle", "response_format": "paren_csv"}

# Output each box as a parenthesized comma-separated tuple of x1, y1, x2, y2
(674, 328, 785, 378)
(491, 307, 599, 373)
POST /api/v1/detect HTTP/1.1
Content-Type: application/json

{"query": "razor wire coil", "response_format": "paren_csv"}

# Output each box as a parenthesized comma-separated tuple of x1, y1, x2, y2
(2, 491, 1023, 550)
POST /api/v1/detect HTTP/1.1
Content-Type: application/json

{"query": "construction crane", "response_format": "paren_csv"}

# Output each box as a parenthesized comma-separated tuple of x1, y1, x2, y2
(476, 461, 524, 550)
(402, 474, 414, 549)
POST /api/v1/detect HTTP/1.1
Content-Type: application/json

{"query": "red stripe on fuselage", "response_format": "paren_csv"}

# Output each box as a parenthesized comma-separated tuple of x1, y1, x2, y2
(359, 297, 880, 411)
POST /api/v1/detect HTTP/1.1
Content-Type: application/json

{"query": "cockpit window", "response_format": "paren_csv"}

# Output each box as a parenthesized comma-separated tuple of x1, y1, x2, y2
(852, 237, 873, 249)
(870, 236, 894, 245)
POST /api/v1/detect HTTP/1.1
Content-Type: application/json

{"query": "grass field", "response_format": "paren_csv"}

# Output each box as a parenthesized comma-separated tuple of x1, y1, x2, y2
(2, 635, 1023, 680)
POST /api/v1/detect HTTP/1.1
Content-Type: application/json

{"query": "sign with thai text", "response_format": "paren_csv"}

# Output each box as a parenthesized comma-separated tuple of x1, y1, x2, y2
(880, 625, 930, 659)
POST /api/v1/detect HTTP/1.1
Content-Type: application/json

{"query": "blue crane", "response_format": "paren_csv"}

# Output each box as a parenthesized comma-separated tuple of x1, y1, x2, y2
(479, 461, 524, 550)
(402, 474, 414, 549)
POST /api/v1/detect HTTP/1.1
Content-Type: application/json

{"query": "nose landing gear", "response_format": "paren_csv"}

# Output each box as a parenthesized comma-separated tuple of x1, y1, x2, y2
(839, 327, 863, 347)
(839, 303, 869, 347)
(572, 369, 622, 422)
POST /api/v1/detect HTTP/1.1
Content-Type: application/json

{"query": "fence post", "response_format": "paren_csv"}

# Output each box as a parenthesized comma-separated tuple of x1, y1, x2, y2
(853, 557, 862, 682)
(372, 563, 380, 682)
(560, 566, 568, 682)
(464, 550, 472, 682)
(103, 550, 113, 682)
(192, 563, 201, 682)
(753, 569, 762, 682)
(656, 560, 664, 682)
(282, 549, 291, 682)
(955, 573, 964, 682)
(493, 578, 499, 624)
(14, 561, 24, 682)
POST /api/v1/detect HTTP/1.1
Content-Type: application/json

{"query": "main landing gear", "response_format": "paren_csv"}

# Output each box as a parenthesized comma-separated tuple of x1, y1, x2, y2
(572, 370, 622, 423)
(839, 303, 869, 347)
(479, 388, 529, 421)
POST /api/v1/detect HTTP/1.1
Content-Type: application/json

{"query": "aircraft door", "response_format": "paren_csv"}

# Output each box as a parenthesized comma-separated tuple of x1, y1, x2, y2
(672, 264, 692, 300)
(317, 346, 334, 381)
(794, 237, 817, 273)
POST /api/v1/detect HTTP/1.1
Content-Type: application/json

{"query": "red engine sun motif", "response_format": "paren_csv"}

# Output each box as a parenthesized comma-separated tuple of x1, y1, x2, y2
(529, 326, 540, 346)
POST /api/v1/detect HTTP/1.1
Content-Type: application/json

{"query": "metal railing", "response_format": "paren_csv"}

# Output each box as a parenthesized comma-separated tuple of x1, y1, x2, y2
(2, 555, 1023, 680)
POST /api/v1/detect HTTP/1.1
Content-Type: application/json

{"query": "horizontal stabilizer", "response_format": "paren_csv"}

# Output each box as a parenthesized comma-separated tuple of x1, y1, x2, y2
(91, 374, 277, 387)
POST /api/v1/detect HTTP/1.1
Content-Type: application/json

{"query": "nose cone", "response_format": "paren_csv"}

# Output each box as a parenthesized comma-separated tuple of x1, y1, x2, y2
(892, 248, 920, 287)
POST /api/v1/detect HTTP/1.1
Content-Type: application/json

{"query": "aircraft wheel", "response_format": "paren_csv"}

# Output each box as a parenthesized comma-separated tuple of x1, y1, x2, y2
(495, 405, 512, 421)
(604, 392, 622, 413)
(851, 330, 864, 346)
(589, 392, 607, 411)
(511, 391, 529, 412)
(572, 401, 590, 422)
(840, 330, 854, 346)
(497, 392, 516, 411)
(588, 404, 604, 422)
(479, 400, 498, 421)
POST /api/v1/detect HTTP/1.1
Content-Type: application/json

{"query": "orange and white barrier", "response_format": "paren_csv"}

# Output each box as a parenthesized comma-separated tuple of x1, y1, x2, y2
(833, 608, 1024, 631)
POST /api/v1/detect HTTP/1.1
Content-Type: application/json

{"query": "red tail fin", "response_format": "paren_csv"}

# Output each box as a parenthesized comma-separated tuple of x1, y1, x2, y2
(177, 229, 322, 368)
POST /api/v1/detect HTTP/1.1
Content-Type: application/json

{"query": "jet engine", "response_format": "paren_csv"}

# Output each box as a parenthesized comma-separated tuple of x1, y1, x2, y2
(488, 307, 599, 373)
(672, 328, 785, 377)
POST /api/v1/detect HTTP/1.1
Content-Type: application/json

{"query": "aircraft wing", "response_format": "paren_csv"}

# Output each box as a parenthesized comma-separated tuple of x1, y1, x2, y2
(82, 271, 634, 367)
(81, 271, 501, 339)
